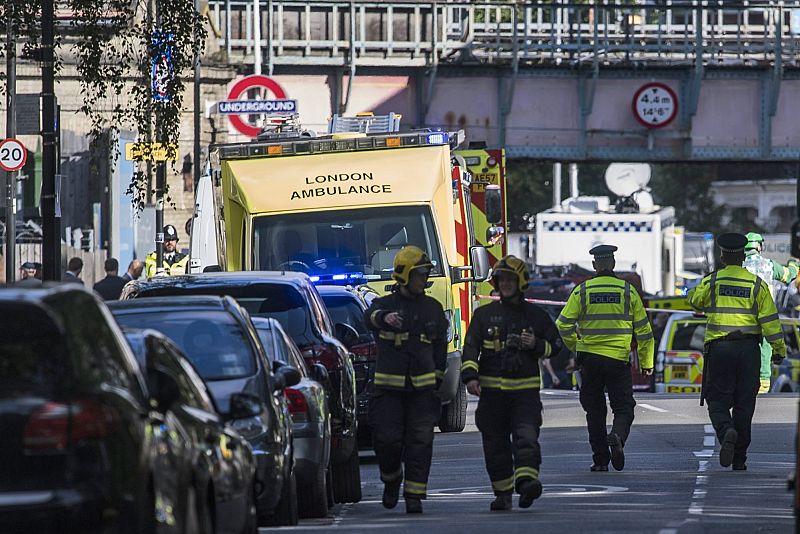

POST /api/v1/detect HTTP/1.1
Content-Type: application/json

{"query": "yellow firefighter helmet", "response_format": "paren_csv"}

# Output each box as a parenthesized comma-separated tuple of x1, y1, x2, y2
(490, 255, 530, 292)
(392, 245, 433, 286)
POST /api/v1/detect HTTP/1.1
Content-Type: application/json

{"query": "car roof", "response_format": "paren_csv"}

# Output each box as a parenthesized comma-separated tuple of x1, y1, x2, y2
(134, 271, 310, 290)
(316, 284, 359, 296)
(0, 283, 94, 303)
(108, 294, 230, 313)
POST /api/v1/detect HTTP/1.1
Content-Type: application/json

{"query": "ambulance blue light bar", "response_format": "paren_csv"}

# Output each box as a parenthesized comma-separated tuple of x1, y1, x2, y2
(426, 132, 448, 145)
(308, 272, 376, 285)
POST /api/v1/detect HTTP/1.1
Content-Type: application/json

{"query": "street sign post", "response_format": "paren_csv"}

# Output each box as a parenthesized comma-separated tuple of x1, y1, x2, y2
(632, 82, 678, 129)
(223, 75, 293, 138)
(0, 138, 27, 172)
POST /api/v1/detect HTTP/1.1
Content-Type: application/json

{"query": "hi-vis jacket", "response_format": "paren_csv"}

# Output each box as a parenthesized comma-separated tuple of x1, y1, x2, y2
(555, 274, 654, 369)
(365, 290, 448, 391)
(461, 299, 562, 391)
(687, 265, 787, 356)
(144, 251, 189, 278)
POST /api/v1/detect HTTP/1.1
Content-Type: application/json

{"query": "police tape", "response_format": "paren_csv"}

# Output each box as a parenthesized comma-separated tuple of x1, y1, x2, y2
(476, 295, 800, 321)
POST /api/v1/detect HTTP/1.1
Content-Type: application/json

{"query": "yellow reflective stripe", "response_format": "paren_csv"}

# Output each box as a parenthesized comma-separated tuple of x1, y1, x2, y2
(410, 373, 436, 388)
(379, 330, 409, 341)
(370, 309, 383, 327)
(636, 331, 654, 341)
(542, 341, 552, 358)
(706, 324, 761, 334)
(374, 372, 406, 387)
(514, 466, 540, 481)
(758, 313, 780, 324)
(461, 360, 479, 372)
(480, 376, 541, 390)
(420, 334, 432, 344)
(765, 332, 784, 342)
(491, 476, 514, 492)
(482, 340, 503, 350)
(579, 328, 632, 335)
(633, 317, 650, 329)
(557, 314, 577, 325)
(404, 480, 427, 495)
(435, 369, 445, 379)
(381, 468, 402, 482)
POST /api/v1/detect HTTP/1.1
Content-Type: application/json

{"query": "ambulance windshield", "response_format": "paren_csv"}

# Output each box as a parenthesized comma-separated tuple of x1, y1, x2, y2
(252, 206, 443, 279)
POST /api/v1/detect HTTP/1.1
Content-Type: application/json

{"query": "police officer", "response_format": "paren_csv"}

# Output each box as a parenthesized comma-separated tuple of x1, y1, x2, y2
(461, 255, 562, 511)
(555, 245, 654, 472)
(688, 233, 786, 470)
(364, 245, 448, 514)
(742, 232, 799, 393)
(145, 225, 189, 278)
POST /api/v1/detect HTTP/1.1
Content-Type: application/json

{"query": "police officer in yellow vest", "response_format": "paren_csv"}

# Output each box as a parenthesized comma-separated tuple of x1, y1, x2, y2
(364, 245, 448, 514)
(461, 255, 562, 511)
(688, 233, 786, 470)
(555, 245, 654, 472)
(145, 225, 189, 278)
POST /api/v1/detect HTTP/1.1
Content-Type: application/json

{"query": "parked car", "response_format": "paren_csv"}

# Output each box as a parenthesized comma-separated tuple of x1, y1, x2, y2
(654, 312, 800, 394)
(316, 285, 378, 445)
(251, 316, 332, 518)
(121, 272, 362, 503)
(108, 295, 300, 526)
(124, 328, 258, 534)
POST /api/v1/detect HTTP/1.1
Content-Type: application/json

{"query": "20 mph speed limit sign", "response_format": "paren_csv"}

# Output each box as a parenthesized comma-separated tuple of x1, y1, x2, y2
(0, 138, 28, 172)
(632, 82, 678, 129)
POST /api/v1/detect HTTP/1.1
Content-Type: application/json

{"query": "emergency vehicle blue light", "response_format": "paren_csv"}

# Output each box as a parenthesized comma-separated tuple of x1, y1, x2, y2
(309, 276, 321, 282)
(309, 272, 365, 285)
(426, 132, 448, 145)
(332, 274, 347, 281)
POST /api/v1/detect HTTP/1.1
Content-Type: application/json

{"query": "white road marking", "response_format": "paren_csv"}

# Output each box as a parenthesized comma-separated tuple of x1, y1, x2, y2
(704, 424, 714, 433)
(703, 435, 716, 447)
(639, 403, 669, 413)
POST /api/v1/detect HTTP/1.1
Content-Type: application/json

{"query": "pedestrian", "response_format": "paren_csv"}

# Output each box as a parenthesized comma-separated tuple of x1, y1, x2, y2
(461, 255, 562, 511)
(144, 225, 189, 278)
(63, 257, 84, 285)
(122, 259, 145, 282)
(92, 258, 127, 301)
(15, 262, 42, 286)
(742, 231, 798, 393)
(688, 233, 786, 470)
(364, 245, 448, 514)
(555, 245, 654, 472)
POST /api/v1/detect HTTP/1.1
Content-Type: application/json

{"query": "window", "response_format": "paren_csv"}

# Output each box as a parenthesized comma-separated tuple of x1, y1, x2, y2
(321, 295, 370, 339)
(670, 321, 706, 352)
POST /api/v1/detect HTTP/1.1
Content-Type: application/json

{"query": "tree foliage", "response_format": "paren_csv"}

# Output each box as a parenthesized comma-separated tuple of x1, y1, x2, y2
(1, 0, 205, 209)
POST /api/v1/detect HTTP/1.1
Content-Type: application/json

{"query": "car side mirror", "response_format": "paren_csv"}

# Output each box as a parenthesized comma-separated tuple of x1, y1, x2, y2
(277, 365, 302, 389)
(309, 363, 329, 385)
(147, 368, 181, 413)
(335, 323, 360, 350)
(229, 392, 264, 420)
(485, 184, 502, 224)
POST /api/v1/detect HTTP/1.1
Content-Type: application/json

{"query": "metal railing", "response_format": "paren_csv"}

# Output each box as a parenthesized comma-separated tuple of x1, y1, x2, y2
(207, 1, 800, 68)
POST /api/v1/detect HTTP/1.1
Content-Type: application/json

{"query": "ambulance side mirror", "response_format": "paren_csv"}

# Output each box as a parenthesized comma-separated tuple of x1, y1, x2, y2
(485, 184, 502, 225)
(451, 246, 489, 283)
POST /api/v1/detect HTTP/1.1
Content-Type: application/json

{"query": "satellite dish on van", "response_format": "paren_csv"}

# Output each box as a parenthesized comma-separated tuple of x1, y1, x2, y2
(605, 163, 651, 197)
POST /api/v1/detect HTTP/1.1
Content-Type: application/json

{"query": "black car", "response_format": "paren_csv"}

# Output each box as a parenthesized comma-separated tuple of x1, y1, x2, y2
(108, 295, 300, 526)
(0, 285, 196, 533)
(316, 285, 378, 445)
(251, 317, 332, 518)
(124, 329, 258, 534)
(121, 272, 362, 504)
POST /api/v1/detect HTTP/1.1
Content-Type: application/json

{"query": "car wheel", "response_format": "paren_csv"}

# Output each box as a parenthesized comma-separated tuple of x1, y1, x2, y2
(269, 470, 299, 526)
(438, 382, 467, 433)
(299, 462, 329, 518)
(332, 446, 362, 503)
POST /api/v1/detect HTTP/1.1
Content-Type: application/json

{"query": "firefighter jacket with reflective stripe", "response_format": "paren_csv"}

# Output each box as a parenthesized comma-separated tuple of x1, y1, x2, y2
(555, 274, 654, 369)
(687, 265, 787, 357)
(144, 251, 189, 278)
(461, 297, 562, 391)
(365, 290, 448, 391)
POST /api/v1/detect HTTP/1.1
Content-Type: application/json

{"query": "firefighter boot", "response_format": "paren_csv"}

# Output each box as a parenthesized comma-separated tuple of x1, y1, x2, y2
(719, 427, 737, 468)
(517, 479, 543, 509)
(382, 479, 401, 509)
(489, 494, 512, 512)
(608, 432, 625, 472)
(405, 497, 423, 514)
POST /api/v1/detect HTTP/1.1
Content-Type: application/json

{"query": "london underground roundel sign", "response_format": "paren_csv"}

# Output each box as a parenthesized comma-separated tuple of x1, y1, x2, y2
(226, 75, 288, 138)
(632, 82, 678, 129)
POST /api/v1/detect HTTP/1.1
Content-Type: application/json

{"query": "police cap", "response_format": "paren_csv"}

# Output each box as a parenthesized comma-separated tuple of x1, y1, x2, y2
(163, 224, 179, 241)
(589, 244, 618, 259)
(20, 261, 36, 270)
(717, 232, 748, 253)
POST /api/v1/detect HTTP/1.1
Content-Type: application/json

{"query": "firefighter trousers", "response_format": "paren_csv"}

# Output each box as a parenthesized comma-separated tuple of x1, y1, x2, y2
(704, 337, 760, 465)
(475, 388, 543, 496)
(369, 388, 440, 499)
(578, 352, 636, 467)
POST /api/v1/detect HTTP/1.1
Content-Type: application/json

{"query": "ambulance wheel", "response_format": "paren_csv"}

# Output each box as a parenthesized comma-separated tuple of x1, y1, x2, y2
(438, 382, 467, 433)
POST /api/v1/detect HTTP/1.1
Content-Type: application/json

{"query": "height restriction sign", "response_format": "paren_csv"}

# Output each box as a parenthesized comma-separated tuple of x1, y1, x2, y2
(632, 82, 678, 129)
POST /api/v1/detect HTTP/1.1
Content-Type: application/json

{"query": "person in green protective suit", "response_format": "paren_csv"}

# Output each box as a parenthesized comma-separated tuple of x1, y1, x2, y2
(741, 232, 799, 393)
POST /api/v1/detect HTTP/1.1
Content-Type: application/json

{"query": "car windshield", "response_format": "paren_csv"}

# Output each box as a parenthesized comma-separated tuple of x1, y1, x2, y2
(252, 205, 442, 280)
(113, 310, 256, 380)
(321, 295, 370, 339)
(671, 321, 706, 352)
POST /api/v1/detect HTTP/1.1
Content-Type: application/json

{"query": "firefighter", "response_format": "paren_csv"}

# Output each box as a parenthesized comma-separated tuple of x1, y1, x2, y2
(462, 255, 562, 511)
(364, 245, 448, 514)
(555, 245, 654, 472)
(144, 225, 189, 278)
(688, 233, 786, 470)
(742, 232, 799, 393)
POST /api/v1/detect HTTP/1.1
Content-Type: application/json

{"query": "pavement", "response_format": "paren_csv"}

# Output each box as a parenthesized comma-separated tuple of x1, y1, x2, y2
(263, 391, 798, 533)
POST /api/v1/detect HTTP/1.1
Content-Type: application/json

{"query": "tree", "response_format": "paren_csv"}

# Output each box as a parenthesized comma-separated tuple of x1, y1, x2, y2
(1, 0, 205, 209)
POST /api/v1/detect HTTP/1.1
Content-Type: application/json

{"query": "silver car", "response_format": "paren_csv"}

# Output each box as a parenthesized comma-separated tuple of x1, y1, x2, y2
(251, 316, 332, 519)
